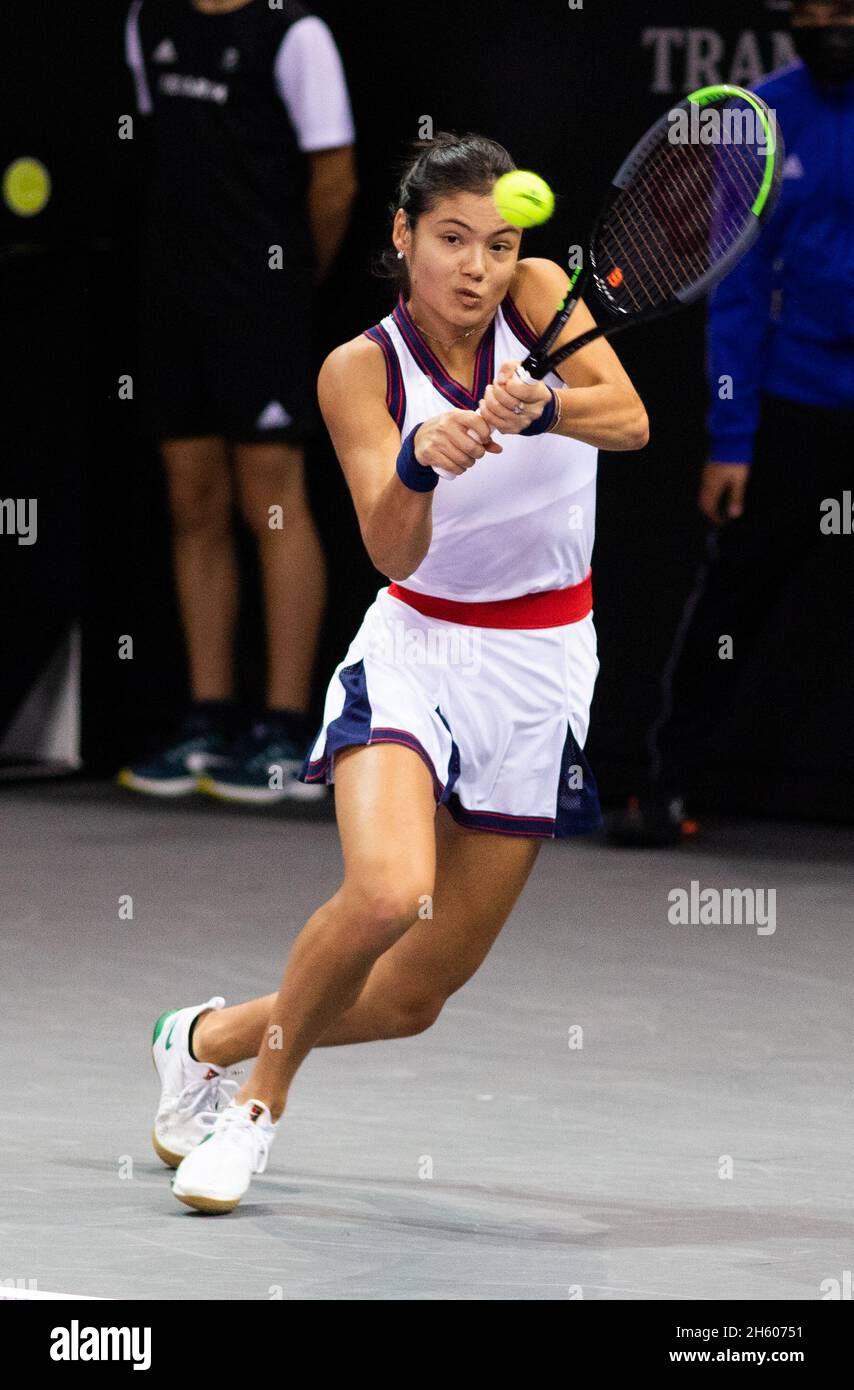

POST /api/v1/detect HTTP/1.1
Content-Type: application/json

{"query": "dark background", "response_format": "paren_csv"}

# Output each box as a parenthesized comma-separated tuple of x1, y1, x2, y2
(2, 0, 852, 818)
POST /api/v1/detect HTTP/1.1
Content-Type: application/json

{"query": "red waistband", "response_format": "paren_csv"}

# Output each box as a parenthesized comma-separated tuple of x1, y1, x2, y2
(386, 571, 593, 629)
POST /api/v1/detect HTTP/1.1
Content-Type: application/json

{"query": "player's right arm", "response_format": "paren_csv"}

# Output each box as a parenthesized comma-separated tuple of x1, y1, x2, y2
(317, 337, 497, 581)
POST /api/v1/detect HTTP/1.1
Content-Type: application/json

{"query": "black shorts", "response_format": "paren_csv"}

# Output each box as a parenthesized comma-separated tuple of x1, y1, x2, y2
(138, 282, 316, 445)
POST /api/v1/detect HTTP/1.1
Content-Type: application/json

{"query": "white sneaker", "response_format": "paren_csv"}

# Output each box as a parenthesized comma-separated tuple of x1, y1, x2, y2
(151, 996, 235, 1168)
(171, 1098, 278, 1213)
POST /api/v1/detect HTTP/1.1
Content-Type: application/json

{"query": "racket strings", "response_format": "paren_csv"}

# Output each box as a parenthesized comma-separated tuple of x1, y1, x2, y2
(600, 189, 704, 309)
(614, 157, 731, 297)
(625, 154, 718, 282)
(636, 135, 761, 255)
(603, 204, 671, 308)
(595, 108, 767, 310)
(600, 181, 710, 308)
(606, 147, 712, 299)
(606, 144, 763, 299)
(650, 138, 763, 257)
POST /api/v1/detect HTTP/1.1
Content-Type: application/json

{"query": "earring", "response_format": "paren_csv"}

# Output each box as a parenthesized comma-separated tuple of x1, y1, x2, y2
(397, 250, 404, 259)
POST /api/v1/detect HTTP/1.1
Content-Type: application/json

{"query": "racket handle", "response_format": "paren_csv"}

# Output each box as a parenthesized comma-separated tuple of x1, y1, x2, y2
(432, 365, 532, 482)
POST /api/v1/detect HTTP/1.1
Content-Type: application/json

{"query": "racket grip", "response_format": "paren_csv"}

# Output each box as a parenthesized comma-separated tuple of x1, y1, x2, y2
(431, 365, 532, 481)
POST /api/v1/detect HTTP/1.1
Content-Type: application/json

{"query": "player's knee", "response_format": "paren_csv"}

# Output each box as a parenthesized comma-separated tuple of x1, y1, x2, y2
(359, 886, 424, 935)
(342, 877, 432, 947)
(393, 995, 443, 1036)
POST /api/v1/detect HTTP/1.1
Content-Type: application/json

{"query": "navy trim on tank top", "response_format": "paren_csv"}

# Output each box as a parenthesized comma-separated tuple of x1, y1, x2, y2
(391, 295, 496, 411)
(362, 323, 407, 428)
(363, 290, 537, 421)
(501, 291, 539, 351)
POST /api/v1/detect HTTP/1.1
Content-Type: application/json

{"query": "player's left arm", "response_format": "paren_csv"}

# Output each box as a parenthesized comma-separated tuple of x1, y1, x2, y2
(482, 257, 649, 451)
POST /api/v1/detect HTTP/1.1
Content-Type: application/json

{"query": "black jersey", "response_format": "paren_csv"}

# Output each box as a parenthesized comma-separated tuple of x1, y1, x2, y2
(126, 0, 354, 304)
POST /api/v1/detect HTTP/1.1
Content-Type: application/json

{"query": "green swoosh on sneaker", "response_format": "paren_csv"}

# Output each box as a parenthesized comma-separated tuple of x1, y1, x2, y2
(152, 1008, 178, 1047)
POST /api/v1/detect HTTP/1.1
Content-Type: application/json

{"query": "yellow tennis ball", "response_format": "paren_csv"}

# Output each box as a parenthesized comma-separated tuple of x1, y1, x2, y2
(2, 157, 51, 217)
(492, 170, 554, 228)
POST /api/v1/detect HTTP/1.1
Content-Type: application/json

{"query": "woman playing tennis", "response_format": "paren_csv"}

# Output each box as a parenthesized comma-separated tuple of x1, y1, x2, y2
(154, 133, 649, 1211)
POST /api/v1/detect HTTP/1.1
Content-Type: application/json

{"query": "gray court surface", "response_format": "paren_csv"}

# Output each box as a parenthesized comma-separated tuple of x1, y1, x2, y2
(2, 779, 852, 1301)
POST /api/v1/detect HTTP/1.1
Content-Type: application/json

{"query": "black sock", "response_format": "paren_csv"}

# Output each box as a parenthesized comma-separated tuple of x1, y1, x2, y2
(262, 707, 314, 745)
(187, 1014, 202, 1063)
(189, 699, 235, 736)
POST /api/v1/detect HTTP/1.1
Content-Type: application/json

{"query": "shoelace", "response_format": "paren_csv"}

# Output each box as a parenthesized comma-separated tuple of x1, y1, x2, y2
(212, 1104, 271, 1172)
(168, 1075, 238, 1133)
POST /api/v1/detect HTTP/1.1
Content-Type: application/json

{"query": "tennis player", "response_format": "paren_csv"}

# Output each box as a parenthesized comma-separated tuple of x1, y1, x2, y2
(155, 133, 649, 1212)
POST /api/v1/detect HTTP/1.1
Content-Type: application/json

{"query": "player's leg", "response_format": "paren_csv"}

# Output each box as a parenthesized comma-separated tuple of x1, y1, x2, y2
(192, 805, 540, 1062)
(228, 741, 438, 1119)
(330, 803, 541, 1032)
(233, 440, 326, 715)
(171, 741, 438, 1208)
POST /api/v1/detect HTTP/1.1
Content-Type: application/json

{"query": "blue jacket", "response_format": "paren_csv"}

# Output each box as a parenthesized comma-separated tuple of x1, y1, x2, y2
(707, 63, 854, 463)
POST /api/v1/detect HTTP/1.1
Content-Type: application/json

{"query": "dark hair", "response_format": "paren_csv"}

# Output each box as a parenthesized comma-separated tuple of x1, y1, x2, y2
(373, 131, 516, 298)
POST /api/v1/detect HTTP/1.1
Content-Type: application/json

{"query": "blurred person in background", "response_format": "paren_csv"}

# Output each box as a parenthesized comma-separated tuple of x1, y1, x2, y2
(118, 0, 356, 803)
(609, 0, 854, 846)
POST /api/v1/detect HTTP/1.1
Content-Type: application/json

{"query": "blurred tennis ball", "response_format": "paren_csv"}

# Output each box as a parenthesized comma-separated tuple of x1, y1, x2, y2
(492, 170, 554, 228)
(3, 157, 51, 217)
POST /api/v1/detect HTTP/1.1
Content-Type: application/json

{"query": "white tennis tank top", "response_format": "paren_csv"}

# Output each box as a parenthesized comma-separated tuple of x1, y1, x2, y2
(364, 293, 597, 602)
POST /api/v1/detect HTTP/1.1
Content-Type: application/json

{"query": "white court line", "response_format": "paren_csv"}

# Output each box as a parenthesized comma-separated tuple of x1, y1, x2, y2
(0, 1289, 104, 1300)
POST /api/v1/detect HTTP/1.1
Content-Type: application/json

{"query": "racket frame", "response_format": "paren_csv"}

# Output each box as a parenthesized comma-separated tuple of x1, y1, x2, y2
(521, 84, 784, 381)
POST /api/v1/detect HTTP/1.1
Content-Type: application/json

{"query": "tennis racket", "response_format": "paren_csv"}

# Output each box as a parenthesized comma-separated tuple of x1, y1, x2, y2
(433, 83, 783, 479)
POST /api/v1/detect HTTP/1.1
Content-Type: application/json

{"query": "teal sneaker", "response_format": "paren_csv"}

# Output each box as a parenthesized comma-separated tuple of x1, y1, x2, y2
(199, 721, 325, 805)
(117, 715, 231, 797)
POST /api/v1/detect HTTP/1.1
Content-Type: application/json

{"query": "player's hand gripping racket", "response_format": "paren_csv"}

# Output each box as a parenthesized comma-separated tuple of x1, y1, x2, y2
(432, 84, 783, 480)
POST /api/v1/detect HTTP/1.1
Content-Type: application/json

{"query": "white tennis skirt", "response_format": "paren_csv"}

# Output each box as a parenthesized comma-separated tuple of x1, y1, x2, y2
(298, 584, 602, 838)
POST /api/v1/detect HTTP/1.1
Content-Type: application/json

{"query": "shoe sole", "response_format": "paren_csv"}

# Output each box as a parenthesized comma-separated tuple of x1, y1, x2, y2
(173, 1189, 241, 1214)
(152, 1129, 183, 1169)
(118, 769, 201, 797)
(198, 776, 326, 804)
